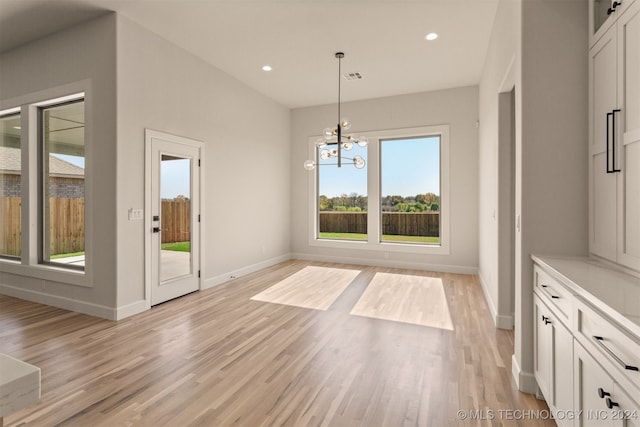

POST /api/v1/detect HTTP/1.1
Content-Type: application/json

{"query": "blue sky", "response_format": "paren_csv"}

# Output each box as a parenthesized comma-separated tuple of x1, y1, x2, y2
(52, 153, 84, 168)
(161, 158, 191, 199)
(319, 136, 440, 198)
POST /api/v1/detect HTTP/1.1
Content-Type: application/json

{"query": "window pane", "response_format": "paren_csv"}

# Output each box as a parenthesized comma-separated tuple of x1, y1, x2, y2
(317, 143, 367, 241)
(42, 100, 85, 269)
(380, 136, 440, 245)
(0, 113, 21, 258)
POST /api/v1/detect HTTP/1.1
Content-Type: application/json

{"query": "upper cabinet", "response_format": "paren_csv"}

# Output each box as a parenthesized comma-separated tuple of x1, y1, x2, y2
(590, 0, 637, 46)
(589, 0, 640, 271)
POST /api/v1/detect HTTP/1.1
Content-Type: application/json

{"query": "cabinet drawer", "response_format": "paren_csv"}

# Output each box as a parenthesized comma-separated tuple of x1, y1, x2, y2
(575, 297, 640, 393)
(534, 265, 573, 325)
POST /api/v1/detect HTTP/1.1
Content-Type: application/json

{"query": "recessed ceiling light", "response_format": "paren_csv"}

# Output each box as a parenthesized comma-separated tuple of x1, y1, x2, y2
(425, 32, 439, 41)
(262, 65, 272, 72)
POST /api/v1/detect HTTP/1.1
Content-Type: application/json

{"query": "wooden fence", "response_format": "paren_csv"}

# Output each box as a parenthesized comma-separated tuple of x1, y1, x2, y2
(0, 197, 21, 256)
(0, 197, 191, 256)
(319, 211, 440, 237)
(161, 200, 190, 244)
(49, 197, 85, 255)
(0, 197, 86, 256)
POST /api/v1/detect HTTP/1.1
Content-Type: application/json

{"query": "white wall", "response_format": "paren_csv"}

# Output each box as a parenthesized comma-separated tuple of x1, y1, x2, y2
(513, 0, 588, 392)
(478, 0, 519, 329)
(290, 87, 479, 272)
(0, 14, 119, 317)
(115, 16, 291, 313)
(0, 14, 291, 319)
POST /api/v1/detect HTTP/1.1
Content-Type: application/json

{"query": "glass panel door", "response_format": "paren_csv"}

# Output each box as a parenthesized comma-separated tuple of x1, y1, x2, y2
(160, 154, 192, 282)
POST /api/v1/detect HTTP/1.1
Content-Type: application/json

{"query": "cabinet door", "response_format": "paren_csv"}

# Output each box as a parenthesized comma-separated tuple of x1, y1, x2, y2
(575, 342, 622, 427)
(617, 0, 640, 270)
(554, 318, 574, 427)
(591, 0, 617, 46)
(612, 384, 640, 427)
(535, 297, 553, 400)
(590, 24, 618, 261)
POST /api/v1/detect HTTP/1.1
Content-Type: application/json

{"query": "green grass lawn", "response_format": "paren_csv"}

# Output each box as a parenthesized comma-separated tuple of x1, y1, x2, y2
(51, 251, 85, 259)
(162, 241, 191, 252)
(318, 232, 440, 244)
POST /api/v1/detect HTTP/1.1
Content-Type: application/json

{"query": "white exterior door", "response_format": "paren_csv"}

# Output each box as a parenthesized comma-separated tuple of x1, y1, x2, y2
(146, 130, 201, 306)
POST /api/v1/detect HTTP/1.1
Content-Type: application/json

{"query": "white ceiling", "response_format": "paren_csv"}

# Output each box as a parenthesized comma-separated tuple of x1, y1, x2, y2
(0, 0, 499, 108)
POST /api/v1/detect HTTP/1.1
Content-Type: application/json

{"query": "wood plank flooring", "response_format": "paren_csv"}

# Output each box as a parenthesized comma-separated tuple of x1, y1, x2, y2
(250, 266, 361, 310)
(0, 260, 554, 426)
(350, 272, 454, 330)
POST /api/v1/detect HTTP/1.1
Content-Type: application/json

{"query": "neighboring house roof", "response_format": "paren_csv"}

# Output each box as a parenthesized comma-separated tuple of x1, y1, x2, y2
(0, 146, 84, 177)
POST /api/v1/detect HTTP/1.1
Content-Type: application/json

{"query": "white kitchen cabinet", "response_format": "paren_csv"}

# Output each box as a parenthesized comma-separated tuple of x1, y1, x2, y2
(533, 281, 574, 426)
(589, 0, 640, 271)
(589, 0, 637, 46)
(535, 295, 553, 400)
(574, 341, 640, 427)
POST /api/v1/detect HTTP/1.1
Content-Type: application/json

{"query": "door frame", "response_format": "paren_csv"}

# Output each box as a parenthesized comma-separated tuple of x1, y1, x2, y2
(144, 129, 205, 309)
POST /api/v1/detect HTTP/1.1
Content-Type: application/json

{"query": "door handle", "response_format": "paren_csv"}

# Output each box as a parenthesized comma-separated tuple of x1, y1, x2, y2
(153, 227, 161, 233)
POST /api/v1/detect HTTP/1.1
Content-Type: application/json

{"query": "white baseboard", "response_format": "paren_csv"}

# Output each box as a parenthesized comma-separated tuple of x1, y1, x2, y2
(496, 314, 514, 330)
(291, 252, 478, 275)
(478, 271, 498, 325)
(115, 299, 148, 320)
(478, 271, 514, 330)
(0, 283, 117, 320)
(512, 354, 537, 394)
(204, 253, 291, 289)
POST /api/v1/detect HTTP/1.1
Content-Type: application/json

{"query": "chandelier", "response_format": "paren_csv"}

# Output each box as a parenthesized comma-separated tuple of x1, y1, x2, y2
(304, 52, 368, 171)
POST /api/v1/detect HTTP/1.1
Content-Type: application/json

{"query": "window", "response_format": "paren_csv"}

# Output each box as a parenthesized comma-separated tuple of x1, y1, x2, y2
(309, 125, 449, 254)
(380, 136, 440, 245)
(40, 99, 85, 269)
(317, 143, 367, 241)
(0, 112, 22, 259)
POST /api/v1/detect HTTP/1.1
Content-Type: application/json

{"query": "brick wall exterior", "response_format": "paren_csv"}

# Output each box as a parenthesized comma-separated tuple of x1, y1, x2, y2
(1, 173, 84, 198)
(0, 174, 21, 197)
(49, 177, 85, 198)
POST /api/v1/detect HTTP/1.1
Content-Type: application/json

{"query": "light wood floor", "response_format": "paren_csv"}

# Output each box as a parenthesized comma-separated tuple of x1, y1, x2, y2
(350, 272, 454, 330)
(0, 260, 554, 426)
(250, 266, 361, 310)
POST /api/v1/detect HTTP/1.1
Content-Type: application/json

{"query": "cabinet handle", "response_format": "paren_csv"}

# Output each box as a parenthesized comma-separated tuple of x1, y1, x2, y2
(540, 284, 560, 300)
(612, 109, 621, 172)
(598, 387, 611, 398)
(606, 397, 619, 409)
(593, 336, 640, 371)
(608, 0, 622, 14)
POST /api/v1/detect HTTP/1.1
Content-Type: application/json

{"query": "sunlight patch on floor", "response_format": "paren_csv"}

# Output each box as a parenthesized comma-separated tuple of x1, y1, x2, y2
(250, 266, 360, 311)
(350, 272, 454, 330)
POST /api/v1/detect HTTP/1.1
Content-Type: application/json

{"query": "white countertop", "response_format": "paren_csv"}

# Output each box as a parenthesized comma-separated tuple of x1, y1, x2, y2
(0, 353, 41, 417)
(532, 255, 640, 338)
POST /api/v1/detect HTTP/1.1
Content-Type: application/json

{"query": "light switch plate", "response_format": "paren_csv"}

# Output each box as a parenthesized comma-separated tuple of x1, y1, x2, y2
(128, 208, 143, 221)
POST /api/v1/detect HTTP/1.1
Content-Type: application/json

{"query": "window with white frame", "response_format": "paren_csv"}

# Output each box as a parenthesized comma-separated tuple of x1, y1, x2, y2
(380, 135, 440, 245)
(0, 112, 22, 259)
(40, 99, 86, 270)
(309, 125, 449, 254)
(317, 142, 368, 241)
